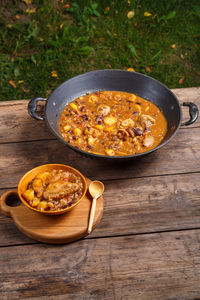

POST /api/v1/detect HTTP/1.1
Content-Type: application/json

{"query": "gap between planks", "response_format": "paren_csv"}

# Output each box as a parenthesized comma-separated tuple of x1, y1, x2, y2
(1, 226, 200, 249)
(1, 169, 200, 190)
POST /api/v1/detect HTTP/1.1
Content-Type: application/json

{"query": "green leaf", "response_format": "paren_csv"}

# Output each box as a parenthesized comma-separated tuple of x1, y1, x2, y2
(62, 26, 70, 39)
(165, 11, 176, 20)
(14, 67, 20, 77)
(77, 46, 94, 56)
(67, 2, 79, 13)
(127, 44, 139, 58)
(74, 36, 89, 44)
(151, 50, 162, 62)
(31, 55, 37, 65)
(12, 24, 22, 32)
(90, 3, 100, 17)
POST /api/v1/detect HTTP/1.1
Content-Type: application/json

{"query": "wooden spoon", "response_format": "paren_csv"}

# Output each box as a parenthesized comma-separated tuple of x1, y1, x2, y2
(88, 181, 104, 234)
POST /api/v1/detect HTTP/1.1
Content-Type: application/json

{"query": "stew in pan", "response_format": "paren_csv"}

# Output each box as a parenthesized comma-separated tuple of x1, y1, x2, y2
(59, 91, 167, 156)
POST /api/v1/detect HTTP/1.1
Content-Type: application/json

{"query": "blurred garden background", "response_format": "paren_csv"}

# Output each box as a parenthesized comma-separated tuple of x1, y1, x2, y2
(0, 0, 200, 101)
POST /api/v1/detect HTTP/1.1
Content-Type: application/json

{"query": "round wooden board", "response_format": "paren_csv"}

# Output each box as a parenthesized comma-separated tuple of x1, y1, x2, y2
(0, 179, 104, 244)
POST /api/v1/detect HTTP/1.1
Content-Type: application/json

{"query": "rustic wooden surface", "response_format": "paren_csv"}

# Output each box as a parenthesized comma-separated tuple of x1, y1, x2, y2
(0, 87, 200, 299)
(0, 187, 104, 244)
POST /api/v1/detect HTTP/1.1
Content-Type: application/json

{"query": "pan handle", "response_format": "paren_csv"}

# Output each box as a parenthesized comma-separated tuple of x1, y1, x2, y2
(181, 102, 199, 126)
(28, 97, 47, 120)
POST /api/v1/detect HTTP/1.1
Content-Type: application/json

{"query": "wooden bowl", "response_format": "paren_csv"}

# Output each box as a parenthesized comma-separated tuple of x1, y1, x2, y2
(18, 164, 87, 215)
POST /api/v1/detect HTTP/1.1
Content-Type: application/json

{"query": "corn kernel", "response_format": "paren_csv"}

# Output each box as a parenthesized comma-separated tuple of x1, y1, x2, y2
(95, 124, 103, 130)
(69, 102, 78, 110)
(104, 126, 115, 132)
(23, 189, 35, 203)
(89, 95, 98, 103)
(47, 202, 54, 208)
(129, 94, 136, 102)
(32, 198, 40, 207)
(77, 138, 82, 145)
(63, 125, 71, 131)
(135, 104, 141, 112)
(104, 116, 117, 126)
(36, 172, 50, 184)
(105, 149, 115, 156)
(37, 201, 48, 211)
(84, 128, 92, 135)
(145, 106, 149, 112)
(73, 128, 82, 136)
(32, 178, 43, 193)
(88, 136, 96, 145)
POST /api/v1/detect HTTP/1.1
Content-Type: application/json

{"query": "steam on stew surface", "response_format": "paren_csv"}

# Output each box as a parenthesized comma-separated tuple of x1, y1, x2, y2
(59, 91, 167, 156)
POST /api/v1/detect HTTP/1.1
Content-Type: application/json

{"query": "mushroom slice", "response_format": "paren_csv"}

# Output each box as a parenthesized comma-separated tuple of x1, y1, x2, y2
(121, 118, 135, 127)
(97, 104, 111, 116)
(143, 135, 154, 147)
(140, 114, 156, 127)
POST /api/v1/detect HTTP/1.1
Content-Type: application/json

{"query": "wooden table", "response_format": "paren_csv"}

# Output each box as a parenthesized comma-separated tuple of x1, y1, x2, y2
(0, 87, 200, 299)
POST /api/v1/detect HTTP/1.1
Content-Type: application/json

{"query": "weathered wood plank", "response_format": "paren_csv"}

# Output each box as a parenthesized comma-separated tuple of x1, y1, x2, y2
(0, 127, 199, 188)
(0, 88, 199, 143)
(0, 100, 53, 143)
(1, 229, 200, 299)
(1, 173, 200, 246)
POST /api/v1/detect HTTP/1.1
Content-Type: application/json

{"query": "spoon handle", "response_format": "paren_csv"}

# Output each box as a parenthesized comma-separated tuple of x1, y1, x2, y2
(88, 195, 98, 234)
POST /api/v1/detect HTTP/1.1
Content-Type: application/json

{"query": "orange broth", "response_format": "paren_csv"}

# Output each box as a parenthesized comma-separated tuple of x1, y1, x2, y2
(59, 91, 167, 156)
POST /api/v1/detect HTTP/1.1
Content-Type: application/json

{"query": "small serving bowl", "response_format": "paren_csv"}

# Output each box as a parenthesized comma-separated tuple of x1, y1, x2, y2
(18, 164, 87, 215)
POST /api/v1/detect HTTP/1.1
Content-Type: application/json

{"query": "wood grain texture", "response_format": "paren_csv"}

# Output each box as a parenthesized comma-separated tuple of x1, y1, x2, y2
(0, 88, 199, 144)
(1, 229, 200, 299)
(0, 127, 200, 187)
(1, 173, 200, 246)
(0, 88, 200, 299)
(0, 100, 53, 143)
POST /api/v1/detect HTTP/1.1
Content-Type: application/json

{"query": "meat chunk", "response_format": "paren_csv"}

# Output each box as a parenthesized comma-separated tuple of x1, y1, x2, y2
(140, 114, 155, 127)
(43, 181, 81, 200)
(143, 135, 154, 147)
(121, 118, 135, 127)
(97, 105, 110, 116)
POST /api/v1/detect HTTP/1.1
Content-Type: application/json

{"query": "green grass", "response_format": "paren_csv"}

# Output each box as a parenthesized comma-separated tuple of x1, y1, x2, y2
(0, 0, 200, 100)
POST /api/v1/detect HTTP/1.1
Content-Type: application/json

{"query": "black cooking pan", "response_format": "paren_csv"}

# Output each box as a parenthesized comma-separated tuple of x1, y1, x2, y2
(28, 69, 198, 160)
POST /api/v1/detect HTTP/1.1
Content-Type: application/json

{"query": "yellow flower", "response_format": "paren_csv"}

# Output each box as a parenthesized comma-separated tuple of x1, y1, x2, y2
(51, 71, 58, 78)
(9, 80, 17, 88)
(64, 4, 71, 9)
(144, 12, 152, 17)
(127, 68, 135, 72)
(145, 66, 151, 73)
(128, 0, 131, 5)
(60, 23, 63, 29)
(25, 8, 36, 14)
(18, 80, 24, 84)
(179, 76, 185, 84)
(170, 44, 176, 49)
(127, 11, 135, 19)
(23, 0, 33, 4)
